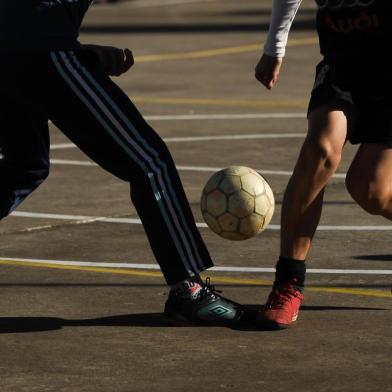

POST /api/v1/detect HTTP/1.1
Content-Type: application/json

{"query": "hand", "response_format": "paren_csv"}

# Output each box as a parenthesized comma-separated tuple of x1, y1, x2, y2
(83, 44, 134, 77)
(255, 54, 283, 90)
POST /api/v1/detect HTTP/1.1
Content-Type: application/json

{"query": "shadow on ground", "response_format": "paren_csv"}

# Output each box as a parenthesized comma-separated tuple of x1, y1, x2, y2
(354, 254, 392, 262)
(0, 305, 387, 334)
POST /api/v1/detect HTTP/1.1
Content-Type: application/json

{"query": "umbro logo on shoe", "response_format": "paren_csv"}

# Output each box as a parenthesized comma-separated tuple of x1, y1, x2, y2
(164, 278, 243, 325)
(209, 305, 233, 316)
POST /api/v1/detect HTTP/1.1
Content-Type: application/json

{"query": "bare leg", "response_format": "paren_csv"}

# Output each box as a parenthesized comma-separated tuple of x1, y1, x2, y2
(280, 103, 350, 260)
(259, 102, 354, 329)
(346, 143, 392, 219)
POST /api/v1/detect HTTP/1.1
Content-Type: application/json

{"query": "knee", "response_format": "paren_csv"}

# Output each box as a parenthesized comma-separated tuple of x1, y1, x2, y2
(0, 160, 49, 191)
(19, 165, 50, 191)
(34, 166, 50, 185)
(346, 173, 390, 215)
(299, 136, 342, 175)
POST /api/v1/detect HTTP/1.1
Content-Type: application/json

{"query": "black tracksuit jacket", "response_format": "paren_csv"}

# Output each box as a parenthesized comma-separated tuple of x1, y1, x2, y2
(0, 0, 92, 51)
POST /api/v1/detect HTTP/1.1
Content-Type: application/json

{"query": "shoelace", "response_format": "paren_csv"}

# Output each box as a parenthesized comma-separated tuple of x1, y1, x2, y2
(198, 277, 222, 300)
(267, 286, 299, 309)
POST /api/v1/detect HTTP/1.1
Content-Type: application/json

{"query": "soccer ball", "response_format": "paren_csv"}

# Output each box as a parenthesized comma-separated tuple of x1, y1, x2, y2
(200, 166, 275, 241)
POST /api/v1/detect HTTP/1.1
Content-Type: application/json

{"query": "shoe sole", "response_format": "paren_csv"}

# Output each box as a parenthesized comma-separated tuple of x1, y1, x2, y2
(257, 314, 298, 330)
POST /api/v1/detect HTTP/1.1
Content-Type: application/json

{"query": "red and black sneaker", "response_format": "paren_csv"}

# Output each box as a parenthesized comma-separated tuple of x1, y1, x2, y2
(258, 281, 304, 330)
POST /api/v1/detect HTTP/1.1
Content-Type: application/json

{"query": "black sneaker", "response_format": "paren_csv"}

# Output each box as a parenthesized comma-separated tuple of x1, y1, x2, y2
(164, 278, 244, 326)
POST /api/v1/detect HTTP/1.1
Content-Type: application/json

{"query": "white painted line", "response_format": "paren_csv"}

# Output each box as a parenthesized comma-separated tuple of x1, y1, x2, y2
(313, 225, 392, 230)
(176, 166, 307, 178)
(96, 0, 218, 10)
(164, 133, 306, 142)
(50, 132, 306, 150)
(144, 113, 306, 121)
(211, 266, 392, 275)
(0, 257, 391, 275)
(49, 159, 347, 179)
(176, 165, 222, 172)
(49, 112, 306, 150)
(9, 211, 392, 231)
(11, 211, 92, 220)
(50, 143, 75, 150)
(51, 159, 96, 166)
(176, 166, 326, 179)
(48, 112, 305, 125)
(10, 211, 143, 224)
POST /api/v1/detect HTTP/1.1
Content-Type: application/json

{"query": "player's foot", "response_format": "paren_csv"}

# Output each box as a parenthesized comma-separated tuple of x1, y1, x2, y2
(164, 277, 244, 326)
(257, 281, 304, 330)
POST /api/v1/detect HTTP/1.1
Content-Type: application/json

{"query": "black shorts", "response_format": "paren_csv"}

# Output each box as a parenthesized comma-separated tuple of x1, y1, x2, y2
(308, 59, 392, 147)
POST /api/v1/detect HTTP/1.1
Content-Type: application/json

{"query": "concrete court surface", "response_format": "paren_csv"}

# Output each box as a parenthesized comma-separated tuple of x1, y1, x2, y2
(0, 0, 391, 391)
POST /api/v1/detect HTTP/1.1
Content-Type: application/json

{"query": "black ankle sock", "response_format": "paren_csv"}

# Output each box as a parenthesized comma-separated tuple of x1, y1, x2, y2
(274, 256, 306, 291)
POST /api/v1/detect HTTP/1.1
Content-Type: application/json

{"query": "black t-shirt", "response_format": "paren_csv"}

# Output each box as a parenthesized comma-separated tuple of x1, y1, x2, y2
(316, 0, 391, 61)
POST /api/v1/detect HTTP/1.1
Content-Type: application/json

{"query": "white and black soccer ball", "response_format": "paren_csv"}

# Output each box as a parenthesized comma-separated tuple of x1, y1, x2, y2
(201, 166, 275, 241)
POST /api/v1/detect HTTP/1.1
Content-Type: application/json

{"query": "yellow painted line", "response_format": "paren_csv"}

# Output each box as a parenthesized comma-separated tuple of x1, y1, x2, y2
(136, 43, 263, 62)
(201, 275, 271, 286)
(132, 37, 317, 109)
(132, 96, 308, 109)
(287, 37, 319, 47)
(209, 275, 390, 299)
(305, 286, 390, 299)
(0, 260, 163, 279)
(135, 37, 318, 62)
(1, 259, 390, 299)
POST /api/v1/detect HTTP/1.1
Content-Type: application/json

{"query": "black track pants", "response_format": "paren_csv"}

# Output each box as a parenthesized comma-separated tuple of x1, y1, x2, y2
(0, 51, 213, 284)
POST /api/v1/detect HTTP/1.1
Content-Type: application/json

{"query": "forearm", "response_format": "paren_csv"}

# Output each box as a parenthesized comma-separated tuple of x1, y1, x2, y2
(78, 44, 134, 77)
(264, 0, 302, 58)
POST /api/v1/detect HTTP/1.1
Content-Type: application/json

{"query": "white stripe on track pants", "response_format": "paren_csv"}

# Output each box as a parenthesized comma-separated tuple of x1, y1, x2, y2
(0, 50, 213, 284)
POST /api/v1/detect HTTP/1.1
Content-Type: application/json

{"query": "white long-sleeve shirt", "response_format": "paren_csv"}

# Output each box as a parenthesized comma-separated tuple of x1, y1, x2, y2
(264, 1, 391, 60)
(263, 0, 302, 58)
